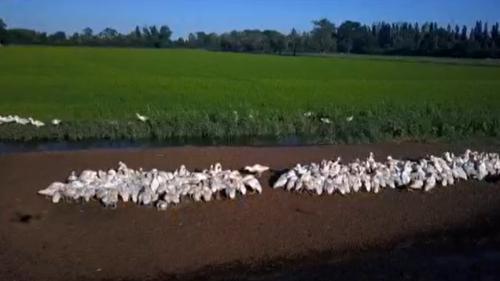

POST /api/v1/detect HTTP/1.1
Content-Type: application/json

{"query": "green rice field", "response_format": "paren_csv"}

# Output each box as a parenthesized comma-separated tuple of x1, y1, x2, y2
(0, 46, 499, 142)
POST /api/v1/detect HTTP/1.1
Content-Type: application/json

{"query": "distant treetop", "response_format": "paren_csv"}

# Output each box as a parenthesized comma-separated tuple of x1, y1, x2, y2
(0, 17, 499, 59)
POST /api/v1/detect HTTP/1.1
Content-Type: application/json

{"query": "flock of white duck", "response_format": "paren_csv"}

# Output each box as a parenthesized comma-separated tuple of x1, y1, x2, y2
(37, 150, 499, 210)
(273, 150, 500, 195)
(0, 112, 149, 127)
(38, 163, 266, 210)
(0, 112, 151, 127)
(0, 115, 61, 127)
(1, 112, 350, 127)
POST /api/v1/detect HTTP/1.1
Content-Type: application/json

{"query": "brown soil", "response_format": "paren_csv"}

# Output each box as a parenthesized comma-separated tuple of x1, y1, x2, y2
(0, 142, 499, 281)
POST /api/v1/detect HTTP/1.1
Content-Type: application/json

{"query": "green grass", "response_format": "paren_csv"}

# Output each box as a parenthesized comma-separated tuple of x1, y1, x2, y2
(0, 46, 499, 143)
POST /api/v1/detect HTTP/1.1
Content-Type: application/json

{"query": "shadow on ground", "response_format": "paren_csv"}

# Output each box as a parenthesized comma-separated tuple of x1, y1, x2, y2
(118, 212, 500, 281)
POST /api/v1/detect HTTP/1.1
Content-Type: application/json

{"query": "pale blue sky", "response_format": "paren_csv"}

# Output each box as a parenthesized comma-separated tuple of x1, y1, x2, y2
(1, 0, 499, 38)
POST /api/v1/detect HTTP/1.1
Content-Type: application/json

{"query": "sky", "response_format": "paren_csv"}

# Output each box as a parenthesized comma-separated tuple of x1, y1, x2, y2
(1, 0, 499, 38)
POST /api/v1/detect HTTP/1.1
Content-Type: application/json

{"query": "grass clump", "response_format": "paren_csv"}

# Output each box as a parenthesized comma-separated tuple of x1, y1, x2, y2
(0, 47, 499, 143)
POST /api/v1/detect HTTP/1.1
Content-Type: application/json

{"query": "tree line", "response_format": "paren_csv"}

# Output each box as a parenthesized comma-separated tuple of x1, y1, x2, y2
(1, 18, 499, 58)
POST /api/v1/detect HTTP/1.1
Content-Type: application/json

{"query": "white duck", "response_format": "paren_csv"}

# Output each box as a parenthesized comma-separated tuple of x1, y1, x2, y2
(136, 113, 149, 122)
(244, 164, 270, 176)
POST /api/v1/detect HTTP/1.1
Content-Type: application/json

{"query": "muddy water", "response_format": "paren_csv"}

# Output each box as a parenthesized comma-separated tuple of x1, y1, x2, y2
(0, 136, 307, 154)
(1, 136, 498, 155)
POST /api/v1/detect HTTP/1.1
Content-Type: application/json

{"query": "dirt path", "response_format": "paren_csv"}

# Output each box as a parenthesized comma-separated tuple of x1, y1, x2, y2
(0, 142, 499, 281)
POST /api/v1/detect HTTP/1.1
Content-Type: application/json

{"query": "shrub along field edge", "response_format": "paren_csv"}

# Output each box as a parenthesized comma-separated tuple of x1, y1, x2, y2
(1, 104, 498, 144)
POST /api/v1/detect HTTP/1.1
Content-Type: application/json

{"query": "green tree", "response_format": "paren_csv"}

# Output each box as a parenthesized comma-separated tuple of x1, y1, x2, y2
(0, 18, 7, 45)
(377, 23, 392, 49)
(263, 30, 286, 54)
(460, 26, 468, 41)
(81, 27, 94, 45)
(69, 32, 80, 44)
(99, 28, 118, 40)
(0, 17, 497, 58)
(142, 26, 151, 40)
(159, 25, 172, 47)
(134, 26, 141, 38)
(206, 33, 220, 50)
(83, 27, 93, 37)
(288, 28, 301, 56)
(195, 31, 207, 47)
(48, 31, 67, 44)
(492, 23, 499, 46)
(338, 20, 363, 53)
(187, 33, 197, 48)
(311, 18, 337, 52)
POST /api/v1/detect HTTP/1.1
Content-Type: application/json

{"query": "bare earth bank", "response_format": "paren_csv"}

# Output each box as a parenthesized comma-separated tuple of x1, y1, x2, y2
(0, 142, 499, 281)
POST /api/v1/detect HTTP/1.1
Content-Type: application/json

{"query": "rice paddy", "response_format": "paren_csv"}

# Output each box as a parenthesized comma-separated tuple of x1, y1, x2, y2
(0, 46, 499, 142)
